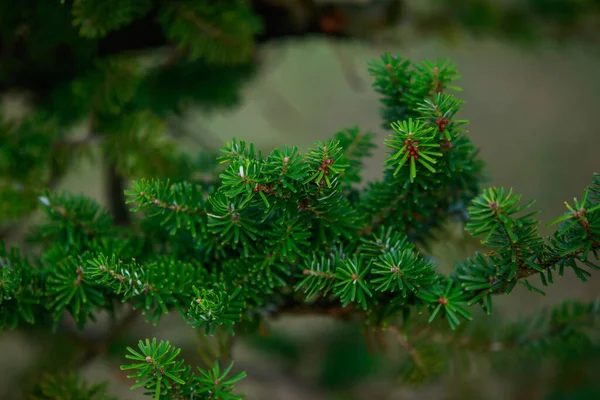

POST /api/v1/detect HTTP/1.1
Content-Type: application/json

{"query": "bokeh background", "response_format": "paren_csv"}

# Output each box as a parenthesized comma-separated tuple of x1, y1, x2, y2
(1, 4, 600, 400)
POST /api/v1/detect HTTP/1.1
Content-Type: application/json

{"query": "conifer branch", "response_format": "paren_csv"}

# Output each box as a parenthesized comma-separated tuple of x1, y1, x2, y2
(174, 5, 242, 50)
(2, 47, 598, 398)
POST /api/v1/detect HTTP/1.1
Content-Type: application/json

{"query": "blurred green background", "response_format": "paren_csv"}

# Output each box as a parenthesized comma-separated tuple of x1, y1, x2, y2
(1, 33, 599, 399)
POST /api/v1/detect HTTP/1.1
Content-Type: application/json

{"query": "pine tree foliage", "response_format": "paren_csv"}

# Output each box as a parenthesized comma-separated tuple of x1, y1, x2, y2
(72, 0, 153, 39)
(1, 46, 599, 397)
(373, 297, 600, 386)
(157, 0, 262, 64)
(2, 0, 597, 231)
(0, 0, 261, 231)
(121, 339, 246, 400)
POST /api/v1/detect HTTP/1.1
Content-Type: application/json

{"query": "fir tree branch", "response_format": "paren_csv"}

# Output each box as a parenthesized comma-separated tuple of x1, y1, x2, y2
(357, 193, 406, 236)
(158, 0, 261, 64)
(174, 5, 242, 50)
(491, 239, 600, 294)
(421, 298, 600, 357)
(3, 48, 599, 397)
(458, 185, 600, 304)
